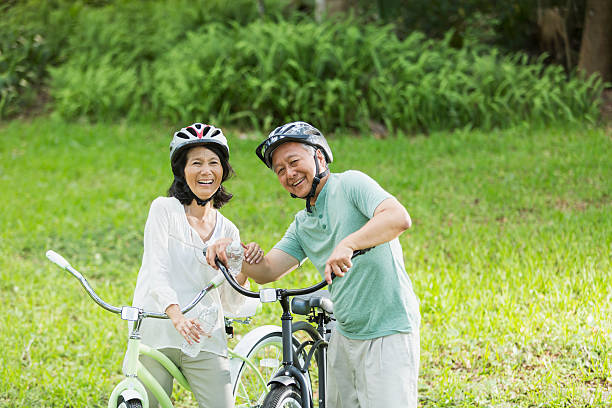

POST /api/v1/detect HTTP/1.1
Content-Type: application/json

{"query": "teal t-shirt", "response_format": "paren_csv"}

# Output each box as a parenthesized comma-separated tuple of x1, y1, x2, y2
(274, 170, 420, 340)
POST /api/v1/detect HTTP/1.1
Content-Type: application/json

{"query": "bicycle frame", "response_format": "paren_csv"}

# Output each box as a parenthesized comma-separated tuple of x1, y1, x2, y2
(109, 314, 274, 408)
(45, 250, 272, 408)
(108, 317, 193, 408)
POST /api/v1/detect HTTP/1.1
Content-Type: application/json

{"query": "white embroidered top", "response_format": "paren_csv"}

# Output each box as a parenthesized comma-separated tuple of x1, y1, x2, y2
(132, 196, 247, 357)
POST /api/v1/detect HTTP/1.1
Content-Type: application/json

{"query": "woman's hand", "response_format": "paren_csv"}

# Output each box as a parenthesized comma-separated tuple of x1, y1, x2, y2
(166, 304, 208, 344)
(244, 242, 264, 264)
(174, 316, 209, 344)
(205, 237, 233, 269)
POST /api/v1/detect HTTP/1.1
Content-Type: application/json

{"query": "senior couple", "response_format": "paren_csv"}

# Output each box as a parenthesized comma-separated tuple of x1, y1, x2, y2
(132, 121, 421, 408)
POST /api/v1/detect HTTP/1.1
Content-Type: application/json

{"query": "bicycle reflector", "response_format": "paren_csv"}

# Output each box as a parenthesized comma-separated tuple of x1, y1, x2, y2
(121, 306, 140, 321)
(259, 288, 277, 303)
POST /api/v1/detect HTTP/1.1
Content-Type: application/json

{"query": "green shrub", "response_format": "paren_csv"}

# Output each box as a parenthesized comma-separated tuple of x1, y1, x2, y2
(3, 0, 605, 131)
(0, 0, 290, 119)
(50, 14, 604, 133)
(0, 1, 77, 118)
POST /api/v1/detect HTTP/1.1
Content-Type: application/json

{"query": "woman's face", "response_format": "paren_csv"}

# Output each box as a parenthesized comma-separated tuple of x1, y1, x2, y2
(184, 146, 223, 201)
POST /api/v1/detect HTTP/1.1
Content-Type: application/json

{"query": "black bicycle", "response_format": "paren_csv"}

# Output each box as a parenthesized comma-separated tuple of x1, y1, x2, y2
(215, 248, 371, 408)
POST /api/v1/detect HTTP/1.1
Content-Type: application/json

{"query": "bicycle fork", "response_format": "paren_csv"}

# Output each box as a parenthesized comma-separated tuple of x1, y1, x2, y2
(108, 330, 151, 408)
(268, 297, 314, 408)
(108, 316, 191, 408)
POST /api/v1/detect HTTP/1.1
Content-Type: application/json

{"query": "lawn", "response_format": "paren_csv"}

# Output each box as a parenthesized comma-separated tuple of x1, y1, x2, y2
(0, 118, 610, 407)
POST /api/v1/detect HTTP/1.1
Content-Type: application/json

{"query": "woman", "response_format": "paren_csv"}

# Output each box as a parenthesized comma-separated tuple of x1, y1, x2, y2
(132, 123, 263, 407)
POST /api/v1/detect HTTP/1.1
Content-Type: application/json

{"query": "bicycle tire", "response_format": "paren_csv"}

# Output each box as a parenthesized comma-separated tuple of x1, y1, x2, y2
(261, 385, 303, 408)
(233, 332, 284, 408)
(117, 396, 143, 408)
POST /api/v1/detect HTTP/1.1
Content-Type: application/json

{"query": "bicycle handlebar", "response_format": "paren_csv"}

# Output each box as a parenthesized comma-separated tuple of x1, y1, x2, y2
(215, 247, 373, 302)
(45, 250, 224, 319)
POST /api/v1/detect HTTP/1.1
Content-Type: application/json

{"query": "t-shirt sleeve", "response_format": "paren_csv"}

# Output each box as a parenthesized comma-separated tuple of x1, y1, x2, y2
(273, 219, 307, 264)
(341, 170, 392, 218)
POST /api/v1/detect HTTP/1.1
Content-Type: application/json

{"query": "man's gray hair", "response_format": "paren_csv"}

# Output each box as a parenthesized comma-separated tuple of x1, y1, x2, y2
(300, 144, 315, 155)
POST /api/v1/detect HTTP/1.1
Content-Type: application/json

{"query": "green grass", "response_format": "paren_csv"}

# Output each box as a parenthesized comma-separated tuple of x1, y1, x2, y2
(0, 118, 610, 407)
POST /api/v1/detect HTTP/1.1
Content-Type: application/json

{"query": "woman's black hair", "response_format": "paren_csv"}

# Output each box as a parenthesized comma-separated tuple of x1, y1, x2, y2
(167, 144, 235, 209)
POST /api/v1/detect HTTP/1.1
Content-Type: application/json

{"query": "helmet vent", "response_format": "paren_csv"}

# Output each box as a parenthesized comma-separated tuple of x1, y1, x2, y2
(170, 123, 229, 160)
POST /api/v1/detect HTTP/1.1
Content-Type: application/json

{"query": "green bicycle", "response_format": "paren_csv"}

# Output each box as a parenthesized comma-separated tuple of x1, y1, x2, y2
(46, 250, 287, 408)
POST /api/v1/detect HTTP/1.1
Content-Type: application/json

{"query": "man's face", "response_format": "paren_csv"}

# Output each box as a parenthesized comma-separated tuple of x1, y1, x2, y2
(271, 142, 324, 198)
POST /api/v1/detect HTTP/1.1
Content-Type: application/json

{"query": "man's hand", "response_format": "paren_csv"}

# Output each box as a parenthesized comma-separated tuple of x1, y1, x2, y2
(324, 243, 354, 284)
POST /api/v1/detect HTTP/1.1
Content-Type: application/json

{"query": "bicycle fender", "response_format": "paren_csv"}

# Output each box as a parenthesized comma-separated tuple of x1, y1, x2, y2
(229, 324, 282, 383)
(108, 377, 149, 408)
(268, 375, 298, 389)
(120, 389, 143, 403)
(269, 367, 311, 406)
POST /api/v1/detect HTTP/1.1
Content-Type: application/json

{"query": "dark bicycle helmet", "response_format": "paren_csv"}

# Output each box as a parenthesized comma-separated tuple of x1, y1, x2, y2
(255, 121, 333, 169)
(256, 121, 333, 212)
(170, 123, 229, 162)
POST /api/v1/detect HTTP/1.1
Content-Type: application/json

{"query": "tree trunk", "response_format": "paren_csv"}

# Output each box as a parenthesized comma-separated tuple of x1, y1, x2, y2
(578, 0, 612, 82)
(317, 0, 357, 20)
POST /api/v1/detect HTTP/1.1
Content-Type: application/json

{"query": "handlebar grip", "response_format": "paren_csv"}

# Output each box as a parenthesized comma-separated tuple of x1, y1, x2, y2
(46, 250, 72, 269)
(351, 247, 373, 258)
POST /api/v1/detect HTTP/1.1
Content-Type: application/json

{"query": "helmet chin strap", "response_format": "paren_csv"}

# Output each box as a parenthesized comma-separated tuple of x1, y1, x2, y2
(290, 150, 329, 213)
(192, 187, 219, 207)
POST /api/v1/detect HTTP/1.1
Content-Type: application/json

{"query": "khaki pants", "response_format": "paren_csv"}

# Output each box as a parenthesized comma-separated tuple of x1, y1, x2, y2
(327, 331, 420, 408)
(139, 348, 233, 408)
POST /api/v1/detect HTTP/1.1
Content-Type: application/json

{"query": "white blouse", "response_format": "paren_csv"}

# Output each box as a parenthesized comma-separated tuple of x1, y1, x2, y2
(132, 196, 247, 357)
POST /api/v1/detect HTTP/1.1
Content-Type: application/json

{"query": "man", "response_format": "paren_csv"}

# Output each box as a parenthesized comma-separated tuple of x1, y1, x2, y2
(209, 121, 420, 407)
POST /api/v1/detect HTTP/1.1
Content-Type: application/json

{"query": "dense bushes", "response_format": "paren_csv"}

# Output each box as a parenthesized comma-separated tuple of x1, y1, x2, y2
(1, 0, 605, 133)
(0, 1, 76, 117)
(0, 0, 288, 119)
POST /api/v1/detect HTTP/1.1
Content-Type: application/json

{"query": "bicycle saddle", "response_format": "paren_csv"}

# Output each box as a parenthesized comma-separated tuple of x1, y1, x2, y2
(291, 290, 334, 315)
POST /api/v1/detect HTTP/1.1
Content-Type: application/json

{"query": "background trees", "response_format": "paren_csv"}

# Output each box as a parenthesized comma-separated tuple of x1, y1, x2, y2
(578, 0, 612, 82)
(0, 0, 608, 123)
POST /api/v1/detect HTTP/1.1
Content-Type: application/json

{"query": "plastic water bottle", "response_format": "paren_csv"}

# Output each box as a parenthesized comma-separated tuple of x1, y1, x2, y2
(180, 303, 219, 357)
(226, 240, 244, 275)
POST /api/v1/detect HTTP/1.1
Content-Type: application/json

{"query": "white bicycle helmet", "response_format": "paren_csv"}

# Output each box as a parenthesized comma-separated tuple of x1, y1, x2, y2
(170, 123, 229, 162)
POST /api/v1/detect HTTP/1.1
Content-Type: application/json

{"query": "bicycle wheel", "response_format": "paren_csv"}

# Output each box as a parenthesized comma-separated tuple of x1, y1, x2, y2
(233, 332, 284, 408)
(261, 385, 303, 408)
(117, 396, 143, 408)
